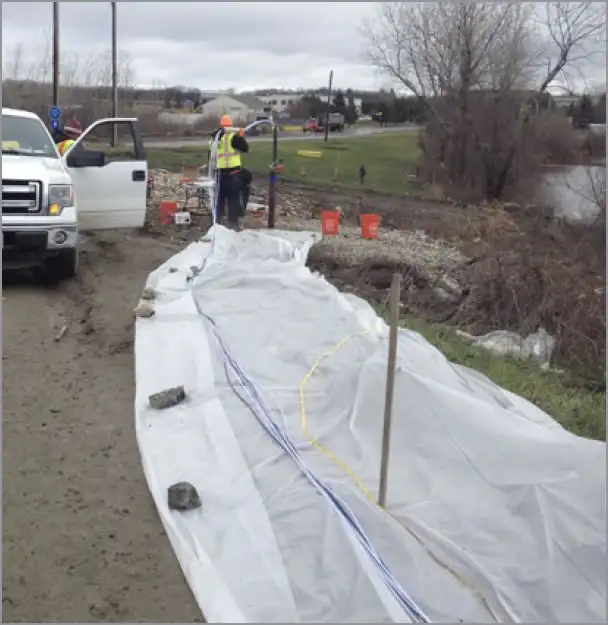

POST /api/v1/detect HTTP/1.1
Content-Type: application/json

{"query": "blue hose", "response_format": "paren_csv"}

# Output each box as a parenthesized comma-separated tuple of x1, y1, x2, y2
(188, 134, 431, 623)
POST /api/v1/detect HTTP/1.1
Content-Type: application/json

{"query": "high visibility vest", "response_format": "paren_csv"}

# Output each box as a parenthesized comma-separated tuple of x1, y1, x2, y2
(57, 139, 75, 156)
(215, 132, 241, 169)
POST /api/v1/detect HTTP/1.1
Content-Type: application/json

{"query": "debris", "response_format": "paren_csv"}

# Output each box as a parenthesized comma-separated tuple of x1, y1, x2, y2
(54, 324, 69, 342)
(432, 287, 460, 303)
(432, 275, 464, 303)
(305, 220, 466, 279)
(149, 385, 186, 410)
(141, 287, 157, 301)
(174, 211, 192, 226)
(168, 267, 178, 273)
(456, 328, 556, 364)
(168, 481, 202, 511)
(133, 300, 155, 318)
(436, 274, 463, 297)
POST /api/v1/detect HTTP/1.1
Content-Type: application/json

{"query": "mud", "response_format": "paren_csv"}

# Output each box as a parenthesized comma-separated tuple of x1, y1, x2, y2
(2, 231, 202, 622)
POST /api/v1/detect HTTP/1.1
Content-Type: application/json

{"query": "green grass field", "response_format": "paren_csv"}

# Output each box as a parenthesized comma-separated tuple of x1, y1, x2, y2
(399, 316, 606, 441)
(145, 132, 422, 195)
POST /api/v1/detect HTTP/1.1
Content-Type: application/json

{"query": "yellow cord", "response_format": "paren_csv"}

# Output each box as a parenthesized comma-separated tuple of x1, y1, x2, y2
(298, 328, 499, 620)
(298, 328, 378, 504)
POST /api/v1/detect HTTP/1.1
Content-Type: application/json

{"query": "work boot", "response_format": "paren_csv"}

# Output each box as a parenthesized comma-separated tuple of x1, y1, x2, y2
(227, 220, 243, 232)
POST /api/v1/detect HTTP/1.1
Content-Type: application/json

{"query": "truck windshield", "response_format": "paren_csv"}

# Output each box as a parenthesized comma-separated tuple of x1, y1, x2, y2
(1, 114, 58, 158)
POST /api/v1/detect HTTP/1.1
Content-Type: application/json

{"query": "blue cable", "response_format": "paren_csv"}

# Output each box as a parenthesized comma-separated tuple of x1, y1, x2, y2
(185, 135, 431, 623)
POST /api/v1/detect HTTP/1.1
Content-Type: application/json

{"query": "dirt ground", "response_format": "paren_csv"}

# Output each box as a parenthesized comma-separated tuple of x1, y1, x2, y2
(2, 231, 203, 622)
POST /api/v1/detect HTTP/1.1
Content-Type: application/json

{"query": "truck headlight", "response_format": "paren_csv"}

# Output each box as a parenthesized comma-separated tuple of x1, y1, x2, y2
(48, 184, 74, 215)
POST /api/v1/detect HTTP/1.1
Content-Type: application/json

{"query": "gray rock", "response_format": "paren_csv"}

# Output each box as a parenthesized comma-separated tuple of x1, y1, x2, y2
(133, 300, 155, 318)
(432, 287, 460, 303)
(436, 275, 463, 298)
(149, 385, 186, 410)
(141, 287, 157, 301)
(168, 482, 202, 511)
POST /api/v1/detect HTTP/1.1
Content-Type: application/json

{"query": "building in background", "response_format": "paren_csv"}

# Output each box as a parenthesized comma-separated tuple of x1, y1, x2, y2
(257, 93, 304, 114)
(201, 94, 269, 124)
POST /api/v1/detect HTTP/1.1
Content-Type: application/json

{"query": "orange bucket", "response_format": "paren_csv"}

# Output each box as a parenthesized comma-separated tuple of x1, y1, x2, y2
(360, 213, 380, 239)
(160, 200, 177, 225)
(321, 210, 340, 236)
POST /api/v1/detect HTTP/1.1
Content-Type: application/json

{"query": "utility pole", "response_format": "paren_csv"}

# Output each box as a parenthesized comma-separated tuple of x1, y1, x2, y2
(111, 1, 118, 146)
(52, 2, 59, 107)
(324, 69, 333, 144)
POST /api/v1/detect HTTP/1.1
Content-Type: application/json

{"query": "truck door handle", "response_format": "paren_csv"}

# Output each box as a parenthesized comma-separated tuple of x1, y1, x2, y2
(132, 170, 146, 182)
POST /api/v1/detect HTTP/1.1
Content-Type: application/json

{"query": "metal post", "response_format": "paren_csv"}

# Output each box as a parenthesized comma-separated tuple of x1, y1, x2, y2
(52, 2, 59, 107)
(111, 1, 118, 146)
(378, 273, 401, 508)
(324, 70, 334, 144)
(267, 122, 279, 229)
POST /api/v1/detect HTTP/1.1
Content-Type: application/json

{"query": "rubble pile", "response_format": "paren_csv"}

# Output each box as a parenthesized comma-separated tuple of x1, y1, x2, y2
(286, 218, 466, 279)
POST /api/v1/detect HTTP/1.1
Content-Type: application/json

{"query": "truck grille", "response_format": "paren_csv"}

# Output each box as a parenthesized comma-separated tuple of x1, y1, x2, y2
(2, 179, 42, 215)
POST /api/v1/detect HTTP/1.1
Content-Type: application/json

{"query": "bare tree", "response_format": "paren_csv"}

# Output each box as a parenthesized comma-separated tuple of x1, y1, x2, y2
(537, 1, 607, 95)
(363, 1, 606, 200)
(363, 3, 536, 127)
(3, 43, 25, 80)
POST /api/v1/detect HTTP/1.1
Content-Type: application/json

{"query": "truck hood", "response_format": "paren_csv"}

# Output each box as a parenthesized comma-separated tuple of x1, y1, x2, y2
(1, 154, 70, 184)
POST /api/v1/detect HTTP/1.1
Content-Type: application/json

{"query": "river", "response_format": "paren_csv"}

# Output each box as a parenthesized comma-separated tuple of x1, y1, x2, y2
(539, 165, 606, 224)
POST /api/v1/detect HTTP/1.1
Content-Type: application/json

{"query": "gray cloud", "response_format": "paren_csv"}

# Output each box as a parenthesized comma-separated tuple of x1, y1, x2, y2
(1, 1, 381, 90)
(3, 2, 603, 93)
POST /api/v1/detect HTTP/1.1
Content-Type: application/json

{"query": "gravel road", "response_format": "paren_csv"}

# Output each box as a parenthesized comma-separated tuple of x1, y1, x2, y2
(2, 231, 202, 622)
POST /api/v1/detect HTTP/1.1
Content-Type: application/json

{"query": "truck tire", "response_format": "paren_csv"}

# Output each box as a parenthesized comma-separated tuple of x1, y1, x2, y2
(48, 248, 79, 281)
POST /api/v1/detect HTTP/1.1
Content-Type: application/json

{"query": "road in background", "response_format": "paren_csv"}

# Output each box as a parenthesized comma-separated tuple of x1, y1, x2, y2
(145, 124, 422, 149)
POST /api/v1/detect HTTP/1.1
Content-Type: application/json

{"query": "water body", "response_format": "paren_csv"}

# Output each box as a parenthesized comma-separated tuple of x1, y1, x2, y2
(539, 165, 605, 224)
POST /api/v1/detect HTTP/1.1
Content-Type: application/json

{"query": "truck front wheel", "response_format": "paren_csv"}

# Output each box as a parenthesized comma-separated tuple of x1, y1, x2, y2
(48, 248, 79, 281)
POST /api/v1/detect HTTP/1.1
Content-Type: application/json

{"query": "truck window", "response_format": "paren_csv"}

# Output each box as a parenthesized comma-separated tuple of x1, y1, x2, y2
(78, 121, 142, 163)
(1, 115, 57, 158)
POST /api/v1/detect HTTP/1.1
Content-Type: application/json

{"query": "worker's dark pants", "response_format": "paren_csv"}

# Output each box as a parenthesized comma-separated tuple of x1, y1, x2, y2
(216, 171, 242, 225)
(240, 168, 253, 216)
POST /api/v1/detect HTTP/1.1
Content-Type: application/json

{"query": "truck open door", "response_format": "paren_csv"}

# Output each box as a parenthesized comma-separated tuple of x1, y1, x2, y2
(62, 118, 147, 230)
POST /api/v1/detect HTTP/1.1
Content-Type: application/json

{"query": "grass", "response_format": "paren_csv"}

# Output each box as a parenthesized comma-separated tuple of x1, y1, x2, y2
(396, 315, 606, 441)
(144, 132, 422, 195)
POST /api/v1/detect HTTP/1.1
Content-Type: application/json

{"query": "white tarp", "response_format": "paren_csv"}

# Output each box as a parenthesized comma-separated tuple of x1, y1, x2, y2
(135, 227, 606, 623)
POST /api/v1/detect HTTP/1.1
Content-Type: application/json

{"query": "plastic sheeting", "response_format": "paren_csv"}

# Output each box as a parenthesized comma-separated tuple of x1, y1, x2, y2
(135, 227, 606, 623)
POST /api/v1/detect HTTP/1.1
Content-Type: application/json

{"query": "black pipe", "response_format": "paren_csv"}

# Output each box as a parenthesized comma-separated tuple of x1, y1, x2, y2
(267, 123, 279, 229)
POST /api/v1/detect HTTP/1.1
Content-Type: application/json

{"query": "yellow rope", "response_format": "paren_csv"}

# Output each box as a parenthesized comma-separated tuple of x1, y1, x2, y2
(298, 328, 377, 504)
(297, 327, 499, 620)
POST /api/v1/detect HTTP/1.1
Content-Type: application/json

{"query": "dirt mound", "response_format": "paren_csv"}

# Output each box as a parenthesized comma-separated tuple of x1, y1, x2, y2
(308, 215, 605, 388)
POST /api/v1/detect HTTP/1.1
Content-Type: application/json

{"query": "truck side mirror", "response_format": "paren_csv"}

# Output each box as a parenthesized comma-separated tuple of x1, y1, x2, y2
(66, 149, 105, 168)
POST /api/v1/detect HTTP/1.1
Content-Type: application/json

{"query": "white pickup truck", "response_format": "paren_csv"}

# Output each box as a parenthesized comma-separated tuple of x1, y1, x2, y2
(2, 107, 148, 279)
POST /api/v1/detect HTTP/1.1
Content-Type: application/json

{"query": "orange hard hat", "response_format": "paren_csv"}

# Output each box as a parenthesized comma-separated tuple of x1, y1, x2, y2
(220, 114, 233, 128)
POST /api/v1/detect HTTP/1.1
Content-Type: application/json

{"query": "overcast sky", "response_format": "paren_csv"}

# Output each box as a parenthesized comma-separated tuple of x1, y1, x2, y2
(1, 2, 605, 93)
(1, 1, 382, 91)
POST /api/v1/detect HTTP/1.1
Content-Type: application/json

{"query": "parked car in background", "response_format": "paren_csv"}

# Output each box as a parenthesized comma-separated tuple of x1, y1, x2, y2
(302, 113, 345, 133)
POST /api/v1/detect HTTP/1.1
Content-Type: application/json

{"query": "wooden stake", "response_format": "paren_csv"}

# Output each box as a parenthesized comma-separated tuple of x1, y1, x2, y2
(378, 273, 401, 508)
